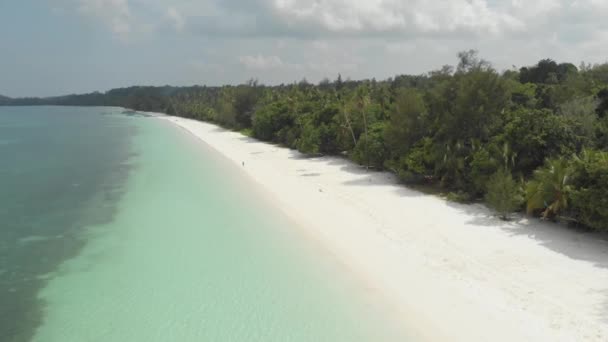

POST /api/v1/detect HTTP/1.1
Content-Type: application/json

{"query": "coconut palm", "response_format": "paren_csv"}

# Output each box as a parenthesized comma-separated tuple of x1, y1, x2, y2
(525, 158, 572, 219)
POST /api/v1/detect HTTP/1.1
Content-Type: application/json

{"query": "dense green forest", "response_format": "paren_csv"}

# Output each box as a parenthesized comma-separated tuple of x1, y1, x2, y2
(2, 51, 607, 231)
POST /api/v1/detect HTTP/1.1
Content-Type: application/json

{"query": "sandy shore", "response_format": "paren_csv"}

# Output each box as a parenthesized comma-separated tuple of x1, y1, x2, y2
(159, 115, 608, 341)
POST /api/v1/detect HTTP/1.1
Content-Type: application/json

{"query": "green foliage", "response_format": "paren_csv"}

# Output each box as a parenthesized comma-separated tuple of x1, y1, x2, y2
(446, 191, 472, 203)
(233, 80, 262, 128)
(485, 168, 523, 220)
(251, 106, 276, 141)
(438, 68, 510, 142)
(597, 88, 608, 118)
(469, 146, 500, 196)
(558, 97, 599, 144)
(297, 122, 321, 154)
(525, 158, 572, 220)
(240, 128, 253, 137)
(582, 63, 608, 89)
(520, 59, 578, 84)
(569, 150, 608, 231)
(501, 108, 584, 174)
(216, 89, 237, 127)
(388, 137, 435, 184)
(508, 80, 537, 107)
(456, 49, 491, 74)
(352, 122, 388, 169)
(384, 88, 428, 157)
(597, 116, 608, 149)
(252, 101, 292, 142)
(405, 138, 435, 175)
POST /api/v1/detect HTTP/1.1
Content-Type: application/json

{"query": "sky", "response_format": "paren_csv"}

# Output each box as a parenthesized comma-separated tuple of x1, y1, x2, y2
(1, 0, 607, 97)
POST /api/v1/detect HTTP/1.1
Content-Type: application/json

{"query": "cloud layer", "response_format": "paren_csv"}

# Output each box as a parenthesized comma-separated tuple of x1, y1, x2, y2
(78, 0, 132, 36)
(71, 0, 604, 39)
(21, 1, 608, 93)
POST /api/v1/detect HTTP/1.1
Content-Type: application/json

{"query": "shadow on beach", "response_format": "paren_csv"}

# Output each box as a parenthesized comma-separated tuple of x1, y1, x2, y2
(285, 151, 426, 198)
(446, 200, 608, 271)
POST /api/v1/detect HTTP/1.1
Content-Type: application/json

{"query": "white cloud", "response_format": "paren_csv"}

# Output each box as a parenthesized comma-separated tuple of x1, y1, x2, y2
(166, 7, 185, 32)
(510, 0, 561, 17)
(78, 0, 132, 37)
(69, 1, 608, 43)
(270, 0, 525, 36)
(189, 60, 224, 73)
(571, 0, 608, 10)
(239, 54, 288, 69)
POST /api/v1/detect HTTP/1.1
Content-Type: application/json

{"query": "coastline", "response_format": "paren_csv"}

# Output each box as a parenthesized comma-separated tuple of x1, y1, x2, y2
(159, 114, 608, 341)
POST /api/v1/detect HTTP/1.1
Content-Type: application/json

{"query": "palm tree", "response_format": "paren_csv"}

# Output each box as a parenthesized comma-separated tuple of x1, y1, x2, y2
(572, 148, 608, 170)
(338, 94, 357, 148)
(356, 87, 371, 169)
(526, 158, 572, 220)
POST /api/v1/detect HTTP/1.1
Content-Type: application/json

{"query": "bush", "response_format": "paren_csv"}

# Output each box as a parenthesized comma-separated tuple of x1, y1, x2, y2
(569, 150, 608, 231)
(485, 168, 523, 220)
(240, 128, 253, 137)
(276, 126, 300, 149)
(388, 137, 435, 184)
(252, 102, 293, 142)
(525, 158, 572, 220)
(446, 191, 472, 203)
(251, 107, 275, 141)
(469, 146, 500, 197)
(352, 122, 388, 169)
(297, 122, 321, 155)
(502, 108, 584, 175)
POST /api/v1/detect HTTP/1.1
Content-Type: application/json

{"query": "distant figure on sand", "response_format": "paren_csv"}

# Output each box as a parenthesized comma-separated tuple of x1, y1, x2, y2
(242, 161, 245, 167)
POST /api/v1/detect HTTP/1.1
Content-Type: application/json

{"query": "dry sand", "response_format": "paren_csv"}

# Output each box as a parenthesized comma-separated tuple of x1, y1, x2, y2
(159, 115, 608, 341)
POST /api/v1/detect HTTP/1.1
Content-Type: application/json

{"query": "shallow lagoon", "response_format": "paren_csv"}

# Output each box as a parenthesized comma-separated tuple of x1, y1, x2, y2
(0, 107, 406, 341)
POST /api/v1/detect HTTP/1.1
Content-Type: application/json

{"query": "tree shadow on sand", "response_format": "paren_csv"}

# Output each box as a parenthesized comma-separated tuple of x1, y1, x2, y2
(284, 150, 425, 198)
(446, 200, 608, 270)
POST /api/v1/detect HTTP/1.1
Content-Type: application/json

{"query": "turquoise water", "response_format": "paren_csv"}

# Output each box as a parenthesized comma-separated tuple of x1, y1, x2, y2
(1, 107, 406, 341)
(0, 106, 134, 342)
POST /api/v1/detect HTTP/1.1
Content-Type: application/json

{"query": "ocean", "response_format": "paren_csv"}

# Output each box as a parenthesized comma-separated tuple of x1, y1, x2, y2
(0, 106, 405, 341)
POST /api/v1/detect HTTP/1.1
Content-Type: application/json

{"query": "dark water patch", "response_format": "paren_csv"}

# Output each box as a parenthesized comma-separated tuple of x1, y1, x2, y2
(0, 106, 137, 342)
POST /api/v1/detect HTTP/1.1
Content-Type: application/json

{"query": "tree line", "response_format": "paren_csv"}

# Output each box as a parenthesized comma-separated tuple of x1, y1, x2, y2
(2, 51, 607, 231)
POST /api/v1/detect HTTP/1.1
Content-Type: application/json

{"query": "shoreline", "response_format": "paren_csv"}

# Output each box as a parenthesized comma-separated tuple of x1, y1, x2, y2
(159, 114, 608, 341)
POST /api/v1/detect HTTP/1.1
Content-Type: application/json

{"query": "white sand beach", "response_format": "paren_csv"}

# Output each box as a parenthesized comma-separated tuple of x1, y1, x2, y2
(160, 115, 608, 341)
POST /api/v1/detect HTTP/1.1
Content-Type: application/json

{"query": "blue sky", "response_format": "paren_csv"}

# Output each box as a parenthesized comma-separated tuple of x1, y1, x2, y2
(1, 0, 607, 97)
